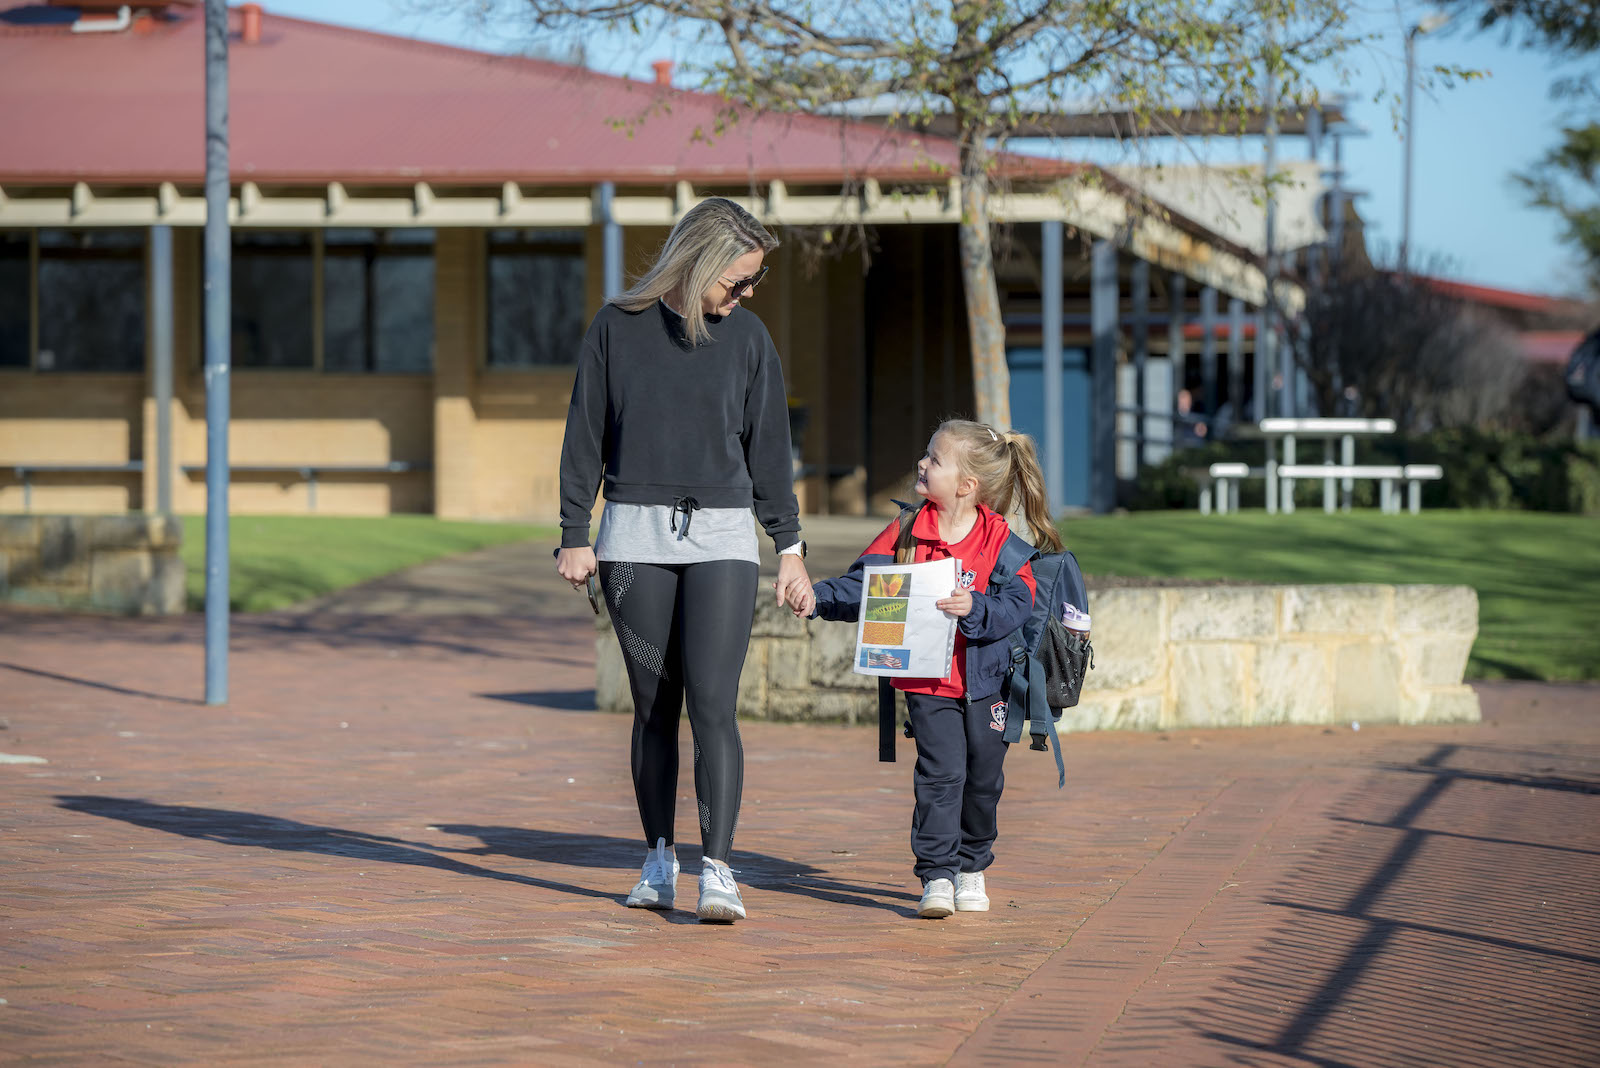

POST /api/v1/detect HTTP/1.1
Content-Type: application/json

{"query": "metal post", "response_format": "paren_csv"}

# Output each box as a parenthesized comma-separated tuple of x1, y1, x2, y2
(203, 0, 230, 706)
(1401, 32, 1416, 276)
(1227, 297, 1244, 423)
(1040, 221, 1064, 511)
(596, 181, 623, 300)
(151, 224, 174, 515)
(1090, 241, 1117, 514)
(1262, 32, 1281, 420)
(1200, 286, 1218, 419)
(1130, 259, 1149, 469)
(1167, 272, 1186, 446)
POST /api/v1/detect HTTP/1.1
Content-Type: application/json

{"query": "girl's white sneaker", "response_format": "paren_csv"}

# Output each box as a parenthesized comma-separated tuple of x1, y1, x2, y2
(955, 871, 990, 912)
(918, 878, 956, 918)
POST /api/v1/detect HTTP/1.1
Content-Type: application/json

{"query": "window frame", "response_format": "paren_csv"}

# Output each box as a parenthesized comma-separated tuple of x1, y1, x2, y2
(0, 228, 149, 375)
(484, 228, 588, 371)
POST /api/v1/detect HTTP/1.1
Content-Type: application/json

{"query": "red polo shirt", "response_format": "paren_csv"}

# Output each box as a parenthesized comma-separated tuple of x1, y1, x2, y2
(856, 503, 1035, 699)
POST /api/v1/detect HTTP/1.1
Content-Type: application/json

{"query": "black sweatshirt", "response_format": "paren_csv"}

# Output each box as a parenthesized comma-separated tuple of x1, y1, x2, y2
(558, 300, 800, 551)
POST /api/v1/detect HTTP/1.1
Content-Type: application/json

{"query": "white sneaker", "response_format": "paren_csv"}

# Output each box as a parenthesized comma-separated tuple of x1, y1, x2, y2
(624, 837, 678, 910)
(696, 859, 746, 923)
(955, 871, 990, 912)
(918, 877, 955, 919)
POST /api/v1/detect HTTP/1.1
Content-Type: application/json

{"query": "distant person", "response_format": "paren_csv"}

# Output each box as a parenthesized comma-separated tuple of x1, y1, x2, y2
(556, 197, 811, 924)
(787, 420, 1055, 919)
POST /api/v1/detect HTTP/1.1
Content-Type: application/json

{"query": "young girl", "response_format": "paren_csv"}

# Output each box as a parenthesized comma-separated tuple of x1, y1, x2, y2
(787, 420, 1063, 918)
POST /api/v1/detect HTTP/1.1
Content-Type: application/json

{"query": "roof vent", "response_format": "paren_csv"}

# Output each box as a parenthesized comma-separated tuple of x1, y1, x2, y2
(652, 59, 673, 86)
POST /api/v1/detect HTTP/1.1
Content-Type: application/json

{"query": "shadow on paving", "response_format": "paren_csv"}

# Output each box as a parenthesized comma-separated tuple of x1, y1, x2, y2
(0, 661, 203, 706)
(54, 796, 918, 917)
(1187, 743, 1600, 1067)
(0, 610, 579, 663)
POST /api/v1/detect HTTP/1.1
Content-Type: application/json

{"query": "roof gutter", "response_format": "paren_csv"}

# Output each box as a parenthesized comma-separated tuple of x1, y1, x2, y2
(71, 4, 132, 33)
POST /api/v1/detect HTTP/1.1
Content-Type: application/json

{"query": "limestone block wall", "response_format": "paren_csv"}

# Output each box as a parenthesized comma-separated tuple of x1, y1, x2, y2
(0, 515, 184, 615)
(596, 583, 1481, 730)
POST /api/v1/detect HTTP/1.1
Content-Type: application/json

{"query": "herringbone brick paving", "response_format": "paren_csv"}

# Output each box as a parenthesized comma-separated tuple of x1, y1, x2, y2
(1, 606, 1597, 1065)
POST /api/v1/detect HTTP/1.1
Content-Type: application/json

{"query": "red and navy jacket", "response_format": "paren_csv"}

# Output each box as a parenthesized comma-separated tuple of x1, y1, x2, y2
(811, 502, 1036, 700)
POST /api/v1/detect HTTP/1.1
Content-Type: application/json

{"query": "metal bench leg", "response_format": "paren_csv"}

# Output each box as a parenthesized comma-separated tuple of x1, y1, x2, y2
(1229, 479, 1240, 513)
(1265, 440, 1277, 514)
(1200, 482, 1213, 515)
(21, 470, 31, 513)
(1341, 434, 1354, 512)
(1323, 440, 1336, 513)
(1408, 479, 1420, 515)
(1282, 435, 1296, 515)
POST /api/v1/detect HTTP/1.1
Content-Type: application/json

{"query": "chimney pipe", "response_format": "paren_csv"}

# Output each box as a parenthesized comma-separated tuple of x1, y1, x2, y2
(240, 3, 262, 45)
(652, 59, 673, 86)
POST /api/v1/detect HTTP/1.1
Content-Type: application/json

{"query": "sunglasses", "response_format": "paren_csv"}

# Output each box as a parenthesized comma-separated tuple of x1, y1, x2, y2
(718, 264, 769, 296)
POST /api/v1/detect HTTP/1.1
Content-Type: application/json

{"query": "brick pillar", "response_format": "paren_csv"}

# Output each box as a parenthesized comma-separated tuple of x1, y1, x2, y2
(433, 229, 483, 520)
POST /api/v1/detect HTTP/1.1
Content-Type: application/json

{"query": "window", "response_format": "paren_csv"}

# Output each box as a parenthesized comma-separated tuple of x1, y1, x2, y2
(0, 231, 26, 368)
(323, 228, 434, 373)
(37, 229, 144, 372)
(487, 229, 586, 367)
(231, 231, 313, 368)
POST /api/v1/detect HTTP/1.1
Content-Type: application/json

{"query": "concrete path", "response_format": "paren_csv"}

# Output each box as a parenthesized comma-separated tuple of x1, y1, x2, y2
(2, 605, 1597, 1066)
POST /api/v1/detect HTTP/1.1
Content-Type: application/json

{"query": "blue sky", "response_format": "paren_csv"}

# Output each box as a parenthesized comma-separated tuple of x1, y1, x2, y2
(266, 0, 1584, 296)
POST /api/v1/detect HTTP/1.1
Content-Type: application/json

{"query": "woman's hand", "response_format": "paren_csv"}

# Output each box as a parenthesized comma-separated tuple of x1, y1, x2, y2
(775, 554, 813, 617)
(555, 546, 597, 589)
(936, 588, 973, 618)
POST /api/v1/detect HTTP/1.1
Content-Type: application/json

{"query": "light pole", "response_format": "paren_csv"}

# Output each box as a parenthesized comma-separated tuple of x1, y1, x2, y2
(1401, 13, 1450, 276)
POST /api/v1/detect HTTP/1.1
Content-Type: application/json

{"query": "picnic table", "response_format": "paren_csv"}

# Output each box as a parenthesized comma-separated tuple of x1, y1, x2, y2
(1241, 417, 1397, 513)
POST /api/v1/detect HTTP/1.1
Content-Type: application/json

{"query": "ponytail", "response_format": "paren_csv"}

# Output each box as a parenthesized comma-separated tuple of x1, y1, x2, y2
(931, 419, 1064, 552)
(998, 431, 1063, 552)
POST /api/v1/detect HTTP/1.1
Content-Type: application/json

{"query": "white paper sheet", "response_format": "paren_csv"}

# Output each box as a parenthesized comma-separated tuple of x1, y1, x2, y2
(852, 557, 959, 678)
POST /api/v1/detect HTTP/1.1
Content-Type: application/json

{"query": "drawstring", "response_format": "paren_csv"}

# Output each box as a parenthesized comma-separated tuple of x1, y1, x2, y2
(670, 495, 700, 538)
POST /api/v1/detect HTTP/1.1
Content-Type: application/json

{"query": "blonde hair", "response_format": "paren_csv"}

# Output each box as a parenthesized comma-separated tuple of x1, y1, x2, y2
(934, 419, 1064, 552)
(610, 196, 779, 345)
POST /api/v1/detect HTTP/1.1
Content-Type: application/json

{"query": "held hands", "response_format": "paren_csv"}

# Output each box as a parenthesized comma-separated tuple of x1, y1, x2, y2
(555, 545, 597, 589)
(775, 554, 815, 618)
(936, 587, 973, 618)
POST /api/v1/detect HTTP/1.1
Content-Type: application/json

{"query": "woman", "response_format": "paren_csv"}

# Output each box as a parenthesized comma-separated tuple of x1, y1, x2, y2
(555, 197, 811, 924)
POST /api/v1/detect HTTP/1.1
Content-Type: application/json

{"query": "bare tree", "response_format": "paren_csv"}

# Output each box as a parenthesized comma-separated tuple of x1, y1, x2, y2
(1290, 257, 1527, 431)
(435, 0, 1359, 427)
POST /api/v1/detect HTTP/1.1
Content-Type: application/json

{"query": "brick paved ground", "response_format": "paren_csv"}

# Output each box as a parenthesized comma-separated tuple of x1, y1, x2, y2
(2, 602, 1597, 1066)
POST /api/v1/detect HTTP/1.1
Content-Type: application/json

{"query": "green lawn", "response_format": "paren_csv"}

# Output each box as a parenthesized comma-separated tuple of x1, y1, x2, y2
(1057, 511, 1599, 682)
(179, 515, 552, 613)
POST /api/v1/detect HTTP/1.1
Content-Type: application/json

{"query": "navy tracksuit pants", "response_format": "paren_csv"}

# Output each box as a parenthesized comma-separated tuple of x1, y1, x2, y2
(904, 690, 1009, 884)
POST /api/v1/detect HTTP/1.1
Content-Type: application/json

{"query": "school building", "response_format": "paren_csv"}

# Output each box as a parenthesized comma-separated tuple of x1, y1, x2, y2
(0, 0, 1283, 521)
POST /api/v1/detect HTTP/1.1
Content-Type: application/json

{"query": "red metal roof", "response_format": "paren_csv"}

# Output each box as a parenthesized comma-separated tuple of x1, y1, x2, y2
(0, 2, 1075, 188)
(1418, 275, 1580, 316)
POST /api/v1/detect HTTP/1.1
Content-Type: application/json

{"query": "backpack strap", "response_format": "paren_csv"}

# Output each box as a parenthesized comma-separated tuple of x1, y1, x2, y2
(988, 533, 1064, 786)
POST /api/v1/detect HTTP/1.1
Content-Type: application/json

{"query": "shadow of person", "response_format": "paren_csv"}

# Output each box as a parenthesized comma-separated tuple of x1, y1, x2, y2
(431, 824, 921, 914)
(54, 795, 619, 903)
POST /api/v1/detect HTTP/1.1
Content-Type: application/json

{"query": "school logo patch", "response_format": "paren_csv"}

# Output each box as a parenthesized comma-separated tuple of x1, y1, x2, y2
(960, 569, 978, 590)
(989, 700, 1007, 731)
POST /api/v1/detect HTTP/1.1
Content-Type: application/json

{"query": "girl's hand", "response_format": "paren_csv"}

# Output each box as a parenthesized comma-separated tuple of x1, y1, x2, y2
(784, 583, 817, 618)
(556, 546, 597, 588)
(937, 588, 973, 618)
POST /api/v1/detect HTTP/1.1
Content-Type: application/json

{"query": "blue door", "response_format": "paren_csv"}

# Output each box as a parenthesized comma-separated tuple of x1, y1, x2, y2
(1007, 346, 1091, 511)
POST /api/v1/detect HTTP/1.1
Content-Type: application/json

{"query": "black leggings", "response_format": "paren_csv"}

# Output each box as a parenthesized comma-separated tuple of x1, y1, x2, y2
(598, 559, 758, 862)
